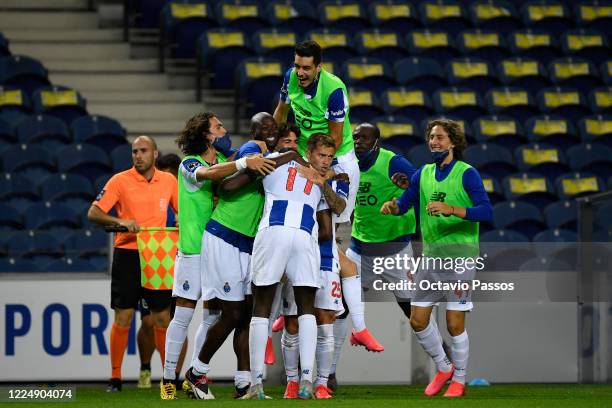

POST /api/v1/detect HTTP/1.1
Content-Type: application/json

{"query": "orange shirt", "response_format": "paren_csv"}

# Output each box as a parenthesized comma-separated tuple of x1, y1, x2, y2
(93, 167, 178, 250)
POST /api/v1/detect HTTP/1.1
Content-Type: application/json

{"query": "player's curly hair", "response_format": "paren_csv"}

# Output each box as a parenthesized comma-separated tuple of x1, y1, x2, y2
(176, 112, 216, 156)
(307, 133, 336, 152)
(425, 118, 467, 160)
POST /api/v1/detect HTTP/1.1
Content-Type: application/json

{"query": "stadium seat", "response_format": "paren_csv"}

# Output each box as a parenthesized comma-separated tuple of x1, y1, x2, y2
(2, 144, 55, 181)
(216, 0, 267, 37)
(537, 87, 590, 123)
(354, 29, 408, 61)
(433, 87, 486, 122)
(0, 172, 40, 208)
(0, 203, 23, 231)
(578, 114, 612, 149)
(507, 29, 560, 66)
(236, 56, 284, 117)
(132, 0, 170, 28)
(561, 28, 610, 66)
(41, 173, 94, 212)
(252, 28, 297, 64)
(317, 1, 368, 37)
(549, 57, 601, 91)
(566, 144, 612, 179)
(110, 144, 133, 173)
(94, 174, 112, 197)
(515, 144, 569, 181)
(555, 172, 604, 199)
(525, 114, 579, 152)
(602, 60, 612, 85)
(57, 144, 112, 183)
(0, 32, 9, 56)
(464, 143, 518, 179)
(372, 115, 421, 153)
(485, 86, 538, 123)
(45, 258, 95, 273)
(407, 144, 433, 168)
(160, 1, 217, 59)
(481, 228, 529, 242)
(394, 57, 446, 94)
(381, 87, 433, 125)
(71, 114, 127, 153)
(266, 1, 319, 33)
(468, 0, 522, 35)
(503, 172, 558, 207)
(544, 199, 577, 230)
(348, 87, 384, 123)
(368, 1, 420, 36)
(0, 55, 49, 95)
(7, 229, 64, 259)
(588, 87, 612, 115)
(520, 1, 572, 37)
(473, 115, 524, 150)
(15, 114, 71, 150)
(63, 229, 108, 259)
(197, 28, 255, 90)
(518, 256, 572, 272)
(418, 0, 471, 36)
(342, 57, 395, 94)
(479, 173, 505, 205)
(23, 202, 80, 231)
(533, 228, 578, 243)
(0, 86, 32, 127)
(305, 29, 357, 67)
(406, 29, 459, 62)
(497, 57, 549, 94)
(0, 257, 39, 273)
(493, 200, 546, 239)
(480, 228, 533, 271)
(446, 57, 498, 94)
(0, 117, 16, 150)
(457, 29, 509, 66)
(31, 85, 87, 126)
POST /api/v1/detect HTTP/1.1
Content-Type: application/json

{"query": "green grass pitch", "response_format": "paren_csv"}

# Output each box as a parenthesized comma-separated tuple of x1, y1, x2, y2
(1, 384, 610, 408)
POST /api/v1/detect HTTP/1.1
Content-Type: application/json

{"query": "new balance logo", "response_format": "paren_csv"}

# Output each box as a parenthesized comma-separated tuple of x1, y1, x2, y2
(430, 191, 446, 202)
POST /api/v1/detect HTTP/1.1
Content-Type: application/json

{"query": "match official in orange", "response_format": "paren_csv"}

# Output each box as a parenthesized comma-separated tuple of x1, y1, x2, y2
(87, 135, 178, 392)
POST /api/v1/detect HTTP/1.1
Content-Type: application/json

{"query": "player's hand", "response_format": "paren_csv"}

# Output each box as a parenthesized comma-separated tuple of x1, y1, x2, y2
(380, 198, 399, 215)
(246, 154, 275, 175)
(332, 172, 349, 184)
(391, 172, 410, 189)
(253, 140, 269, 154)
(119, 219, 139, 232)
(426, 201, 452, 216)
(297, 164, 325, 186)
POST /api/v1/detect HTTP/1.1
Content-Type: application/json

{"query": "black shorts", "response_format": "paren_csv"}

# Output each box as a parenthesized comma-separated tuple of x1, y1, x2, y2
(139, 296, 177, 318)
(111, 248, 172, 311)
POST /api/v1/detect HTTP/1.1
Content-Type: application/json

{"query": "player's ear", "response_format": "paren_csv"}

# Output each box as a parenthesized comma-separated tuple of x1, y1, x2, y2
(154, 150, 159, 160)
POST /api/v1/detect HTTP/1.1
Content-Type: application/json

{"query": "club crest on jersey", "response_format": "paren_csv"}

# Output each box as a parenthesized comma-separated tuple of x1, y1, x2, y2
(223, 282, 231, 293)
(183, 280, 190, 291)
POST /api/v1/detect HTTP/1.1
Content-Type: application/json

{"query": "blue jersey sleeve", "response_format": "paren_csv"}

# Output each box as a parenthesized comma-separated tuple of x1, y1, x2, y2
(325, 88, 347, 122)
(279, 68, 292, 104)
(237, 141, 263, 159)
(388, 155, 417, 181)
(396, 167, 422, 215)
(462, 168, 493, 222)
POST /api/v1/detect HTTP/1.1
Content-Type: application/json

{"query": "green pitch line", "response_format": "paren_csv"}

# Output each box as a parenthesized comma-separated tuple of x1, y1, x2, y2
(1, 384, 610, 408)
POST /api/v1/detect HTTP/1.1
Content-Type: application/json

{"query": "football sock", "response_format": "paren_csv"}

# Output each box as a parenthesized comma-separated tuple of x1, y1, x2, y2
(331, 317, 348, 374)
(140, 363, 151, 371)
(342, 276, 366, 331)
(281, 329, 300, 382)
(298, 314, 317, 383)
(413, 320, 452, 373)
(110, 323, 130, 379)
(249, 317, 268, 385)
(451, 331, 469, 384)
(153, 326, 167, 366)
(234, 370, 251, 389)
(163, 306, 194, 380)
(315, 324, 334, 387)
(190, 308, 219, 367)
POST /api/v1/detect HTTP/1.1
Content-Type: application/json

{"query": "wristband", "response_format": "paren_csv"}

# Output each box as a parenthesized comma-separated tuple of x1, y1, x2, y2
(235, 157, 247, 171)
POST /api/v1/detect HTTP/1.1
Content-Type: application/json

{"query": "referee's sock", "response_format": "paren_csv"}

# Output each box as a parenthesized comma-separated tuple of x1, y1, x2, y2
(110, 323, 130, 379)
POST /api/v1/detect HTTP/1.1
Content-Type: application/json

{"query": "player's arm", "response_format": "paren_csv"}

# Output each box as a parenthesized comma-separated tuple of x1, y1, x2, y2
(326, 88, 347, 150)
(298, 167, 347, 216)
(196, 155, 275, 181)
(328, 120, 343, 150)
(87, 205, 139, 232)
(273, 100, 290, 125)
(273, 68, 292, 124)
(317, 209, 333, 242)
(381, 168, 421, 216)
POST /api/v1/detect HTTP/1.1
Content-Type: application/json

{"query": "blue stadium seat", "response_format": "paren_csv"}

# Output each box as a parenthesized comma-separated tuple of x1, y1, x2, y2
(372, 115, 421, 153)
(305, 28, 357, 67)
(507, 28, 560, 66)
(575, 1, 612, 37)
(468, 0, 521, 35)
(45, 258, 95, 272)
(40, 173, 94, 212)
(407, 144, 433, 168)
(515, 144, 569, 181)
(0, 203, 23, 231)
(394, 57, 446, 94)
(544, 199, 577, 230)
(481, 228, 529, 242)
(518, 256, 572, 272)
(566, 143, 612, 179)
(110, 144, 133, 173)
(561, 28, 610, 66)
(71, 114, 127, 153)
(537, 86, 590, 123)
(549, 57, 601, 91)
(588, 87, 612, 115)
(368, 1, 420, 36)
(525, 114, 579, 152)
(252, 28, 296, 64)
(578, 114, 612, 149)
(0, 86, 32, 127)
(7, 230, 63, 258)
(433, 87, 486, 122)
(132, 0, 170, 28)
(0, 117, 16, 150)
(236, 56, 284, 117)
(0, 55, 49, 95)
(2, 144, 55, 181)
(480, 228, 533, 270)
(342, 57, 395, 94)
(555, 171, 605, 198)
(446, 57, 498, 94)
(533, 228, 578, 243)
(418, 0, 471, 36)
(197, 28, 255, 90)
(216, 0, 267, 38)
(0, 173, 39, 208)
(63, 229, 107, 259)
(497, 57, 549, 94)
(503, 172, 558, 207)
(354, 28, 408, 61)
(347, 87, 384, 123)
(485, 86, 538, 123)
(266, 1, 319, 33)
(457, 29, 510, 66)
(601, 60, 612, 85)
(317, 1, 368, 37)
(406, 29, 459, 62)
(24, 202, 80, 231)
(381, 87, 433, 125)
(0, 33, 9, 56)
(464, 143, 517, 179)
(493, 200, 546, 239)
(473, 115, 524, 150)
(479, 173, 505, 205)
(0, 257, 39, 273)
(57, 144, 112, 183)
(160, 1, 217, 59)
(520, 1, 572, 37)
(15, 114, 71, 150)
(31, 85, 87, 126)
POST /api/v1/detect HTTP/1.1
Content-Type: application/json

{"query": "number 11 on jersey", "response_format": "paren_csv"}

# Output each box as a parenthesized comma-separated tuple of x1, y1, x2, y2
(286, 167, 313, 195)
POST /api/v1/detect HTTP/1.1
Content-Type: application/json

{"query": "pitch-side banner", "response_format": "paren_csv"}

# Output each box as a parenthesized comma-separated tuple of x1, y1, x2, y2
(0, 278, 235, 381)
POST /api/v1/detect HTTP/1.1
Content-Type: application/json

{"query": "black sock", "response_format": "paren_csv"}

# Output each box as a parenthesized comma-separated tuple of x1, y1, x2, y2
(141, 363, 151, 371)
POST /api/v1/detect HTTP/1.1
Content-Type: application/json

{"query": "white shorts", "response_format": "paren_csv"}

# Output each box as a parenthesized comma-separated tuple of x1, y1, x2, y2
(346, 244, 414, 300)
(411, 265, 475, 311)
(172, 251, 201, 301)
(332, 151, 359, 224)
(282, 264, 344, 315)
(201, 231, 252, 302)
(251, 226, 320, 287)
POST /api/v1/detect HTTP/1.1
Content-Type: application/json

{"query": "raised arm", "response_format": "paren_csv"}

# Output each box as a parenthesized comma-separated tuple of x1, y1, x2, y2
(195, 155, 275, 181)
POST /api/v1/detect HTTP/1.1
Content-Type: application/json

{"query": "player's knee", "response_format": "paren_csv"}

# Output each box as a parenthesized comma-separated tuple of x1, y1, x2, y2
(410, 315, 429, 332)
(114, 309, 134, 327)
(446, 320, 465, 337)
(284, 316, 299, 335)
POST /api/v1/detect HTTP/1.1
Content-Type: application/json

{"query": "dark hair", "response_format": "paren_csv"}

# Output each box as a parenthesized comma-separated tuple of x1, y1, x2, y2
(156, 153, 181, 174)
(425, 118, 467, 160)
(295, 40, 322, 66)
(277, 122, 301, 140)
(176, 112, 216, 156)
(307, 133, 336, 153)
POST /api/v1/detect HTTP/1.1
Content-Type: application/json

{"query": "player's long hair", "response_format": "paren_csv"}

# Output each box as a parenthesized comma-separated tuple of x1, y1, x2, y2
(425, 118, 467, 160)
(176, 112, 216, 156)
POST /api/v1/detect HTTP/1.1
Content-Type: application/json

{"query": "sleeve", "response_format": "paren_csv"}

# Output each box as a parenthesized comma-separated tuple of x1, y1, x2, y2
(325, 88, 347, 123)
(396, 167, 422, 215)
(93, 174, 121, 213)
(279, 68, 292, 104)
(317, 195, 329, 212)
(388, 154, 417, 180)
(237, 141, 263, 159)
(179, 158, 205, 186)
(462, 168, 493, 222)
(331, 179, 349, 200)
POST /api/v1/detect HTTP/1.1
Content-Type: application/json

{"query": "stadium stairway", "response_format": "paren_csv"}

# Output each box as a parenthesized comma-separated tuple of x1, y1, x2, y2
(0, 0, 249, 153)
